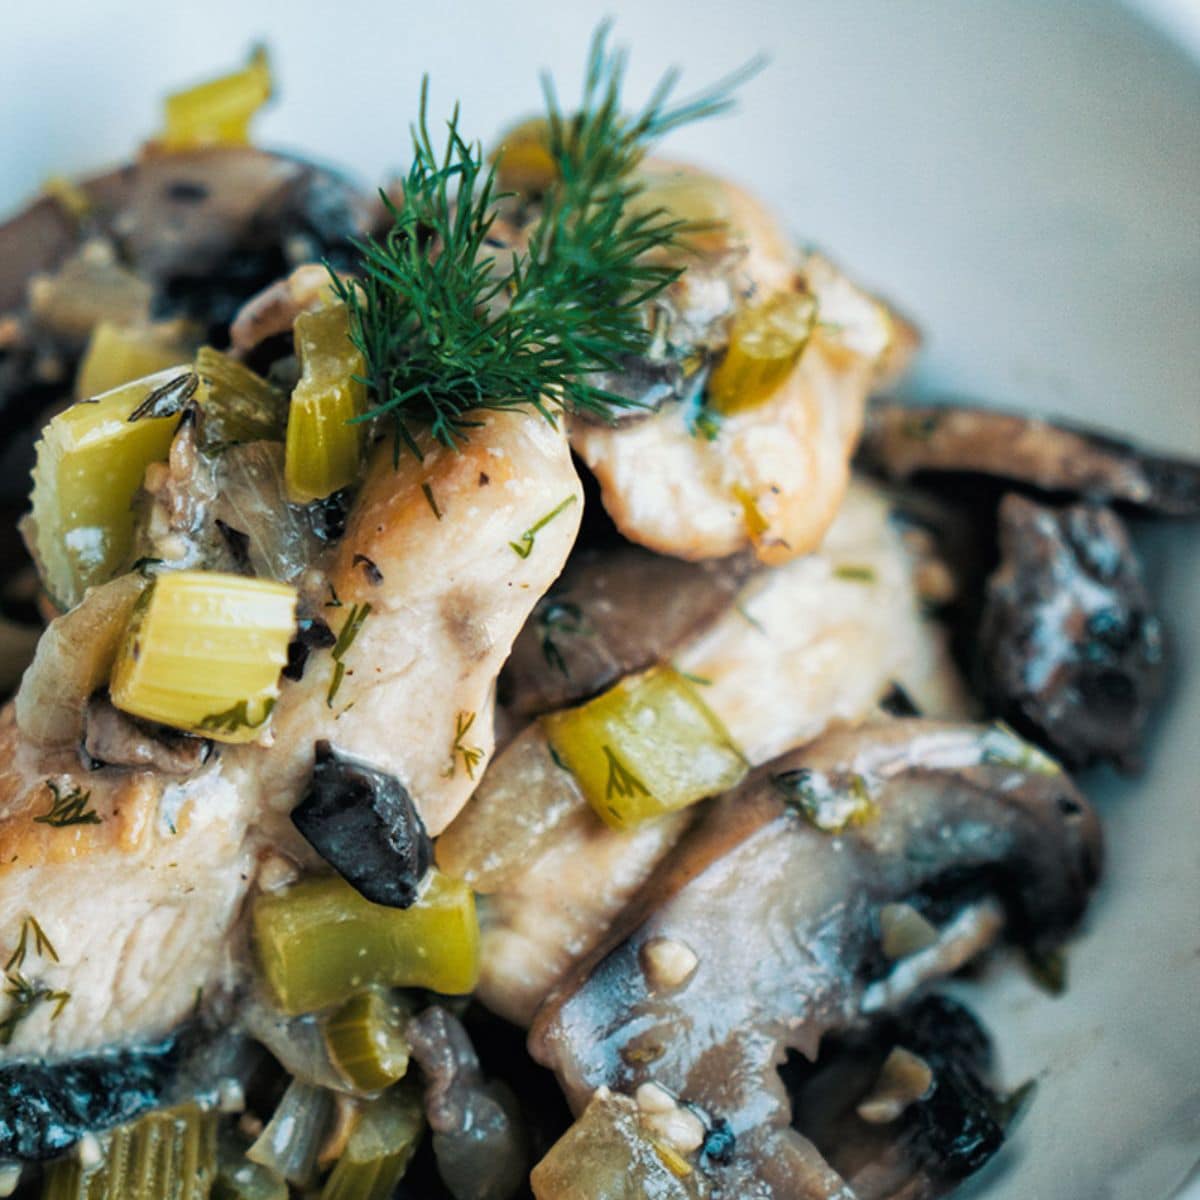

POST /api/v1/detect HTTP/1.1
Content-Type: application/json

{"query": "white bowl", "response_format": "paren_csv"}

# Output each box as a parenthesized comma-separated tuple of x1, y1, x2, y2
(1, 2, 1196, 1196)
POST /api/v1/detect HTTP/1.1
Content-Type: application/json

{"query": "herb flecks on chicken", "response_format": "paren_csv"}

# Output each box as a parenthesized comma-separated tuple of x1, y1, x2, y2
(333, 24, 760, 456)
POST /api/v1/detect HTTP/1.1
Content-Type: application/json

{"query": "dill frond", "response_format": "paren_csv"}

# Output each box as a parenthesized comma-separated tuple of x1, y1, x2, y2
(333, 24, 761, 455)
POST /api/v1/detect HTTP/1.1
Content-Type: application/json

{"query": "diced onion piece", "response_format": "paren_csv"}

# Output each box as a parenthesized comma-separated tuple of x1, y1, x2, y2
(253, 872, 479, 1016)
(323, 990, 411, 1094)
(25, 367, 187, 609)
(541, 665, 746, 831)
(213, 1151, 288, 1200)
(320, 1084, 425, 1200)
(246, 1080, 334, 1188)
(76, 322, 192, 400)
(707, 290, 817, 414)
(109, 570, 296, 743)
(16, 572, 148, 748)
(194, 346, 287, 447)
(284, 303, 366, 503)
(41, 1105, 218, 1200)
(161, 46, 272, 150)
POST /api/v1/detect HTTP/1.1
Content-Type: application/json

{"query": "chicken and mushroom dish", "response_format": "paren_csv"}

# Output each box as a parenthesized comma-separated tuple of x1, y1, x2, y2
(0, 31, 1194, 1200)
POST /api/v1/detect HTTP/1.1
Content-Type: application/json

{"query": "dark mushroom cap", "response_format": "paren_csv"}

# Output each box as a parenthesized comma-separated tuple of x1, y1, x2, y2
(980, 493, 1166, 771)
(531, 719, 1101, 1199)
(859, 399, 1200, 517)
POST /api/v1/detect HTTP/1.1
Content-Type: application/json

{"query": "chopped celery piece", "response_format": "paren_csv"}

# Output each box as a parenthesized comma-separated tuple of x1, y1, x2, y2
(324, 990, 411, 1093)
(76, 322, 191, 401)
(284, 303, 366, 503)
(25, 367, 186, 609)
(213, 1152, 288, 1200)
(109, 570, 296, 743)
(625, 165, 734, 258)
(246, 1079, 333, 1187)
(542, 665, 746, 831)
(194, 346, 287, 448)
(162, 46, 272, 149)
(530, 1089, 703, 1200)
(707, 291, 818, 414)
(491, 116, 557, 193)
(320, 1084, 424, 1200)
(254, 872, 479, 1016)
(41, 1105, 218, 1200)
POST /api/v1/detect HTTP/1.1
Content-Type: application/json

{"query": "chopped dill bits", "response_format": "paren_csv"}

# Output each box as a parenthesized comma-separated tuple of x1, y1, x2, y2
(353, 554, 384, 585)
(833, 564, 877, 583)
(198, 697, 276, 735)
(603, 745, 651, 803)
(449, 711, 485, 779)
(34, 782, 101, 828)
(538, 599, 589, 676)
(678, 670, 713, 686)
(327, 602, 372, 706)
(0, 973, 71, 1044)
(1, 917, 68, 1045)
(127, 371, 199, 422)
(735, 602, 766, 634)
(509, 495, 577, 559)
(5, 916, 59, 972)
(421, 482, 443, 520)
(773, 767, 876, 832)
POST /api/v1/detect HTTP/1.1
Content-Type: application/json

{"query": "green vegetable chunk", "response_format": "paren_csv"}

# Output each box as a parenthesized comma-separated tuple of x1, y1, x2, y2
(194, 346, 287, 448)
(530, 1089, 704, 1199)
(321, 1084, 425, 1200)
(25, 368, 187, 608)
(254, 873, 479, 1016)
(41, 1105, 217, 1200)
(541, 665, 746, 830)
(324, 989, 411, 1093)
(284, 303, 365, 504)
(212, 1151, 288, 1200)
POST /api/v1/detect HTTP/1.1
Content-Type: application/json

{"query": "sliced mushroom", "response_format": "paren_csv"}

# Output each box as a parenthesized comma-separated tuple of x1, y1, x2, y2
(407, 1006, 527, 1200)
(980, 493, 1165, 770)
(0, 148, 375, 426)
(786, 995, 1018, 1200)
(530, 719, 1100, 1200)
(859, 399, 1200, 516)
(500, 546, 752, 719)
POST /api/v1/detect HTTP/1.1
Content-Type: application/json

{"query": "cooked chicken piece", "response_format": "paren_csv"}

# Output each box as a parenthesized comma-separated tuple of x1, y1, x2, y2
(440, 481, 966, 1025)
(530, 720, 1102, 1200)
(0, 706, 255, 1059)
(568, 165, 900, 565)
(0, 409, 579, 1064)
(675, 478, 969, 764)
(859, 399, 1200, 516)
(265, 413, 583, 837)
(481, 803, 690, 1026)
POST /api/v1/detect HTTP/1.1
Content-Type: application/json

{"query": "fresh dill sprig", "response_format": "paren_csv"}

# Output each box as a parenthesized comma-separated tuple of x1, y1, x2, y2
(333, 24, 761, 455)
